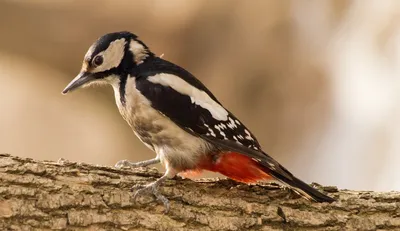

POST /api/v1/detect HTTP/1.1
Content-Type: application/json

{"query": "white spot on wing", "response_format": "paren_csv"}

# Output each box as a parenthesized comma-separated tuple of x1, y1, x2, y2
(232, 136, 243, 145)
(148, 74, 229, 121)
(226, 117, 238, 129)
(220, 131, 227, 139)
(229, 118, 237, 128)
(211, 124, 227, 139)
(208, 128, 216, 137)
(204, 124, 216, 137)
(244, 129, 255, 141)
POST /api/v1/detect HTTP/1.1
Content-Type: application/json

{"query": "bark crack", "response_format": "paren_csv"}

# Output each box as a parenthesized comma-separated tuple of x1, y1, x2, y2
(1, 154, 400, 230)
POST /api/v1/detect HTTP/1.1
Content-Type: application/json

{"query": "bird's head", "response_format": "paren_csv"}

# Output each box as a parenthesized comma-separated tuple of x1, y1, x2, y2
(62, 31, 153, 94)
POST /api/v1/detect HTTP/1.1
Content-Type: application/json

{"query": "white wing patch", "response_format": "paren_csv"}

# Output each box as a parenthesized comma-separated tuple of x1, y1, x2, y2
(148, 73, 229, 121)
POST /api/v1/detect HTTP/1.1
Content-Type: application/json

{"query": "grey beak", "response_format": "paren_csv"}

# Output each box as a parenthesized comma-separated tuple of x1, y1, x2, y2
(62, 72, 95, 94)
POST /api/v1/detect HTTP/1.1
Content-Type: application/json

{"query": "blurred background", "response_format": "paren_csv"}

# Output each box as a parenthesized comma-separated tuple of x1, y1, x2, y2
(0, 0, 399, 191)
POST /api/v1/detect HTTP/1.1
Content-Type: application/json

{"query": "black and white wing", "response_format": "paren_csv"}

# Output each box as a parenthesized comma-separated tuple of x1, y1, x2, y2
(134, 58, 336, 203)
(133, 57, 293, 180)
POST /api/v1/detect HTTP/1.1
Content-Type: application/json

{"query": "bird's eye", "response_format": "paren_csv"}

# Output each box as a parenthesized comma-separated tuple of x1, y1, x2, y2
(92, 56, 103, 67)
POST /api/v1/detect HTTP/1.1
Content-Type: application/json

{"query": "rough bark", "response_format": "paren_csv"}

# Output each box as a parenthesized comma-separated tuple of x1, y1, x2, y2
(0, 154, 399, 231)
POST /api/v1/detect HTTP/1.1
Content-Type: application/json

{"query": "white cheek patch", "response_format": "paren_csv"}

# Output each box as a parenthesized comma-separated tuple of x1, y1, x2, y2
(129, 40, 149, 64)
(91, 38, 127, 73)
(147, 73, 229, 121)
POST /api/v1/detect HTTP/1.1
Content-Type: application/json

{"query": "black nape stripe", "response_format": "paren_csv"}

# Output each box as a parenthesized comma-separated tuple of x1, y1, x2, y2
(119, 74, 128, 106)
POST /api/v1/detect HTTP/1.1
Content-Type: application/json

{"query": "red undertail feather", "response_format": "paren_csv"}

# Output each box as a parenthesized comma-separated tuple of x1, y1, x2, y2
(200, 152, 272, 183)
(182, 152, 334, 203)
(183, 152, 335, 203)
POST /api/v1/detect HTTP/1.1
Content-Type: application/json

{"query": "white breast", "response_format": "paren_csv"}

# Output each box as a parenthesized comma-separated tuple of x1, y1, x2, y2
(109, 75, 213, 171)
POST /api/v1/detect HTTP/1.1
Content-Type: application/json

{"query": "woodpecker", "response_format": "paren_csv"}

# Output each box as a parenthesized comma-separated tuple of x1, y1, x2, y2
(63, 31, 334, 212)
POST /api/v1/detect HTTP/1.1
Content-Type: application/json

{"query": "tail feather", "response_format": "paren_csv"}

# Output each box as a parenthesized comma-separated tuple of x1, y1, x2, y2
(201, 151, 334, 203)
(276, 175, 335, 203)
(258, 154, 335, 203)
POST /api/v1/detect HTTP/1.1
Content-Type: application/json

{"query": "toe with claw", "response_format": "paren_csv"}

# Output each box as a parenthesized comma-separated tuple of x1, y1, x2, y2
(115, 159, 136, 168)
(131, 182, 170, 213)
(115, 158, 160, 169)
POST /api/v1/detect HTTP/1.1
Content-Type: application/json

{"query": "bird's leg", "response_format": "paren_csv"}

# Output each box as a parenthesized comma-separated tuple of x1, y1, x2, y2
(131, 169, 176, 213)
(115, 157, 160, 169)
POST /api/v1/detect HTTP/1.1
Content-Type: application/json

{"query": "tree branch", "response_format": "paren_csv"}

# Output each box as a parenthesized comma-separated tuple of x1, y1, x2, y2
(0, 154, 399, 230)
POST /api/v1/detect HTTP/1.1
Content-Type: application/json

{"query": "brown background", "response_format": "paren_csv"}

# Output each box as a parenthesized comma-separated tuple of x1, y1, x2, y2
(0, 0, 399, 191)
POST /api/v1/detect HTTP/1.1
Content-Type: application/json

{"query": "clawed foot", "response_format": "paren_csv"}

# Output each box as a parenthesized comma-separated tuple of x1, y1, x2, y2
(115, 159, 139, 168)
(132, 182, 170, 213)
(115, 158, 160, 169)
(116, 158, 170, 212)
(57, 158, 70, 164)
